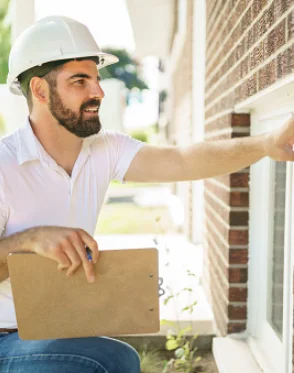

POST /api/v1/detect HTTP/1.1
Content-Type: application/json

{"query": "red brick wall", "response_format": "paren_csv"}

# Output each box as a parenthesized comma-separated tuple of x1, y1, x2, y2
(205, 0, 294, 338)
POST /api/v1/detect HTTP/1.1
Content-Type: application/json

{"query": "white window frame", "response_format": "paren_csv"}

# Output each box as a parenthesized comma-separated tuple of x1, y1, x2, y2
(234, 77, 294, 373)
(168, 0, 187, 75)
(248, 108, 293, 373)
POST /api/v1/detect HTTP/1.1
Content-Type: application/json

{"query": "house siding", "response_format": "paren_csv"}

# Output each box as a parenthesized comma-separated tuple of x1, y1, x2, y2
(205, 0, 294, 344)
(167, 0, 294, 364)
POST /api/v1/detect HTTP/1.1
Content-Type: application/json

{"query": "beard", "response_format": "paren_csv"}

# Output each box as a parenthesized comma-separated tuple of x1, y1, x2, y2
(48, 87, 102, 138)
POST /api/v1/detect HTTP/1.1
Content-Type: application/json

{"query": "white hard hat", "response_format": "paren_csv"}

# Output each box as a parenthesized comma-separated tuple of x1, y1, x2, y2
(7, 16, 119, 96)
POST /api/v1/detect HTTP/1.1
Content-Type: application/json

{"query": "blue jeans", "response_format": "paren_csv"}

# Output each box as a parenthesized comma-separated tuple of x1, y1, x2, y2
(0, 332, 140, 373)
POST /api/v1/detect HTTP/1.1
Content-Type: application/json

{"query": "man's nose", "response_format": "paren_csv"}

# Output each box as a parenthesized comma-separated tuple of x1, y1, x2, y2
(90, 82, 105, 99)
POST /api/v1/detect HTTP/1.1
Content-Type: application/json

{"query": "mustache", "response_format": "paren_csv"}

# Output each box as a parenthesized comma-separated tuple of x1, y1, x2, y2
(80, 99, 101, 111)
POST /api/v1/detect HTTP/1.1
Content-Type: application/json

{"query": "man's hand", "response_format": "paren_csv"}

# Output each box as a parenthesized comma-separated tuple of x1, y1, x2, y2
(28, 226, 99, 283)
(264, 117, 294, 162)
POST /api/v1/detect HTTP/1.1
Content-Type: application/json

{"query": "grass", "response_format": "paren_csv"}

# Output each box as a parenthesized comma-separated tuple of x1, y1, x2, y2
(110, 180, 162, 189)
(138, 346, 166, 373)
(95, 202, 177, 235)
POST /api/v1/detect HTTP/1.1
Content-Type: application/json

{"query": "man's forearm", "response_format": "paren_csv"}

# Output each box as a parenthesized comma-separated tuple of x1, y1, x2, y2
(179, 133, 268, 181)
(0, 229, 35, 282)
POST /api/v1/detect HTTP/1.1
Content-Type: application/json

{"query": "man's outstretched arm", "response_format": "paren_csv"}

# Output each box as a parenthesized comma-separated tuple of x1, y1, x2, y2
(124, 118, 294, 183)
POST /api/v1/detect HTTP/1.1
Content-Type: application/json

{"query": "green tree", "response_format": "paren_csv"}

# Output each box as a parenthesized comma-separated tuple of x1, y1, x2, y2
(99, 48, 148, 91)
(0, 0, 11, 83)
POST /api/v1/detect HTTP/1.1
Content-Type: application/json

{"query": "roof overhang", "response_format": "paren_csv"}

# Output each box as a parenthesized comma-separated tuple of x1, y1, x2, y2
(125, 0, 175, 59)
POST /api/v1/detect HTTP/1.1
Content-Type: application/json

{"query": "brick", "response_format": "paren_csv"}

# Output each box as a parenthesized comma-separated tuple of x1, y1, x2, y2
(247, 26, 255, 50)
(229, 230, 248, 245)
(288, 9, 294, 40)
(232, 132, 251, 138)
(241, 7, 251, 33)
(256, 8, 267, 37)
(228, 322, 246, 333)
(230, 173, 249, 188)
(247, 73, 258, 97)
(265, 2, 275, 30)
(205, 207, 230, 246)
(240, 56, 249, 78)
(229, 287, 248, 302)
(254, 41, 264, 69)
(229, 249, 248, 264)
(231, 113, 250, 127)
(236, 40, 245, 61)
(264, 19, 286, 58)
(273, 0, 288, 20)
(252, 0, 267, 16)
(228, 304, 247, 319)
(229, 211, 249, 226)
(230, 192, 249, 207)
(229, 267, 248, 283)
(205, 190, 229, 220)
(258, 60, 276, 91)
(213, 301, 228, 337)
(286, 44, 294, 75)
(277, 50, 288, 79)
(235, 0, 247, 18)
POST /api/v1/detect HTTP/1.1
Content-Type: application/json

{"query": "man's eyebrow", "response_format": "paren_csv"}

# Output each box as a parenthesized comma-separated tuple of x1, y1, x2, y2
(67, 73, 101, 81)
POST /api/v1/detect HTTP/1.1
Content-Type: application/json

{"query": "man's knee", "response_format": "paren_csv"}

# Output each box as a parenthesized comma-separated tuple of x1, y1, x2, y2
(114, 340, 140, 373)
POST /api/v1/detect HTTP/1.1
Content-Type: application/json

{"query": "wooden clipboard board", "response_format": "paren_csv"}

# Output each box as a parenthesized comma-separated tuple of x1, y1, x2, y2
(7, 248, 160, 340)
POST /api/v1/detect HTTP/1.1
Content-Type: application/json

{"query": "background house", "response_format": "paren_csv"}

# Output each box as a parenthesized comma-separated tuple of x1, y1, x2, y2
(127, 0, 294, 372)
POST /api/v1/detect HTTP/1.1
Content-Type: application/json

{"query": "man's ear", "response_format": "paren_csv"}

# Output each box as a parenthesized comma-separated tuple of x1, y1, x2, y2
(30, 77, 49, 104)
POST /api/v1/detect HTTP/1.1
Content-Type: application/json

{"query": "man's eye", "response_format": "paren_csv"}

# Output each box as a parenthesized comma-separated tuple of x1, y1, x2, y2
(75, 79, 84, 85)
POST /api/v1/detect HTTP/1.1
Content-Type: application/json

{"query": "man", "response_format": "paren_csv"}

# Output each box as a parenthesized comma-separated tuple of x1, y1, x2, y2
(0, 15, 293, 373)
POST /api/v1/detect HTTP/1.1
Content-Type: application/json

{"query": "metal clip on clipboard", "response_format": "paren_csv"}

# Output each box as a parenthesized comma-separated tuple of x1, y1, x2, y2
(158, 276, 165, 297)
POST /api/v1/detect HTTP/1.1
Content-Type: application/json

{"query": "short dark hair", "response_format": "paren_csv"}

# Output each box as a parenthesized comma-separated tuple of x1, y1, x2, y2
(26, 64, 63, 113)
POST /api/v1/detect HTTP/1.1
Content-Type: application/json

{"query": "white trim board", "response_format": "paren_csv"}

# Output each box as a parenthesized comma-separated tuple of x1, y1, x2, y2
(213, 337, 262, 373)
(234, 73, 294, 115)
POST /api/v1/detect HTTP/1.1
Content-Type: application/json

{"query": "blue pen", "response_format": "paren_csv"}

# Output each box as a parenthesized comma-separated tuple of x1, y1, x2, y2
(86, 246, 92, 261)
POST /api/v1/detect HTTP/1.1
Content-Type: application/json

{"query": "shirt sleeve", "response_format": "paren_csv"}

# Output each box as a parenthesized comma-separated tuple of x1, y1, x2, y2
(104, 130, 145, 183)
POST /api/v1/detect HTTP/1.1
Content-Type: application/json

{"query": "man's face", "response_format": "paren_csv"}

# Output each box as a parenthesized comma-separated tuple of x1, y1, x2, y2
(46, 60, 105, 138)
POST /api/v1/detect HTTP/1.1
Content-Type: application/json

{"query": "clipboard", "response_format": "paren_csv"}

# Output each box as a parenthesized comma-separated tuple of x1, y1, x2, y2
(7, 248, 160, 340)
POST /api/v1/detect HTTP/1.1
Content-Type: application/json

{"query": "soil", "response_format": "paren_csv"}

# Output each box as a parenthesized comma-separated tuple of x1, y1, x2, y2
(146, 350, 219, 373)
(193, 351, 218, 373)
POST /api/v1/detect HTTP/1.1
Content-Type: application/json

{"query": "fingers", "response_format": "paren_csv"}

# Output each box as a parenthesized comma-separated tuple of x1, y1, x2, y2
(55, 250, 71, 271)
(69, 232, 96, 284)
(78, 229, 99, 264)
(50, 228, 99, 284)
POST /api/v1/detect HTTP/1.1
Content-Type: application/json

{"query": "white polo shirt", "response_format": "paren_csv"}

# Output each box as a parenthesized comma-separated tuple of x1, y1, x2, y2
(0, 118, 145, 328)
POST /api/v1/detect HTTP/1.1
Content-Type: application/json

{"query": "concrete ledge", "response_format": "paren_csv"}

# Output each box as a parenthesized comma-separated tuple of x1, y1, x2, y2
(213, 337, 262, 373)
(116, 334, 215, 351)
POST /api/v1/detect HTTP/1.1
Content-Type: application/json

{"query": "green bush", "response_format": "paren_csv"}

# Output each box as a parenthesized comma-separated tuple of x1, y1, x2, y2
(0, 113, 5, 134)
(130, 130, 148, 143)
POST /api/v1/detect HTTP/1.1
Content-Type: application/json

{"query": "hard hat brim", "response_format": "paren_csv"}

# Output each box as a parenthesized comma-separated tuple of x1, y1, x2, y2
(8, 52, 119, 96)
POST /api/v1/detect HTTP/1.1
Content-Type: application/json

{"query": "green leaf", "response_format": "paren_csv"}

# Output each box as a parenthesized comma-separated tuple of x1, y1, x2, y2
(166, 339, 180, 350)
(174, 347, 185, 359)
(163, 295, 174, 305)
(182, 301, 198, 313)
(100, 48, 148, 91)
(0, 0, 10, 83)
(160, 319, 176, 327)
(178, 326, 192, 338)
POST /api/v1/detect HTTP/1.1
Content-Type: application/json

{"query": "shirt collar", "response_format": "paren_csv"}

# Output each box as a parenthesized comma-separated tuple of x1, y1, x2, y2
(16, 118, 99, 166)
(16, 118, 40, 165)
